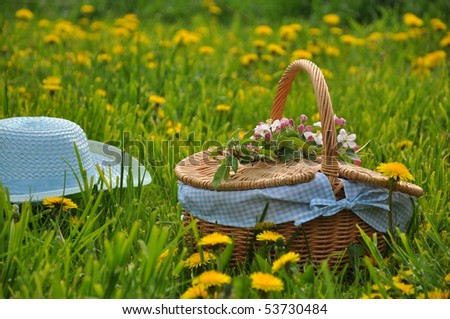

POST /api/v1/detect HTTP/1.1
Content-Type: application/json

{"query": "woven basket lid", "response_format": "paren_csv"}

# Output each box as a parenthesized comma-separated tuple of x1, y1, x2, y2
(175, 60, 423, 198)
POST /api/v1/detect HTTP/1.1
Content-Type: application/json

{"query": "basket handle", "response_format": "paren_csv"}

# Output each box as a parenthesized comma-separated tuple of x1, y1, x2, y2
(270, 59, 341, 192)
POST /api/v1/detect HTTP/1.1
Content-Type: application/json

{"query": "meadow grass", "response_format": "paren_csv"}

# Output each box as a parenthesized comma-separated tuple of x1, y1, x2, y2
(0, 1, 449, 298)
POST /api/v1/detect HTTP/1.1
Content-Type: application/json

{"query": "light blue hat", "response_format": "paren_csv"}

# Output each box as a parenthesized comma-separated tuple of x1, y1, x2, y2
(0, 116, 151, 203)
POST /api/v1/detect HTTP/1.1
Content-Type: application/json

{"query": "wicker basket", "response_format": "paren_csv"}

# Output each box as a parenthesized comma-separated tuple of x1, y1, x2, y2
(175, 59, 423, 267)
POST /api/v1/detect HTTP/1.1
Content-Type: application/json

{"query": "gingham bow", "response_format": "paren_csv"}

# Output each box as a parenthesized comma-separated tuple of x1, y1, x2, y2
(310, 189, 390, 217)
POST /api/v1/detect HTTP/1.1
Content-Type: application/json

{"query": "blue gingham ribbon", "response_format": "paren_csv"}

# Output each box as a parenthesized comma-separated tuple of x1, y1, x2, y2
(178, 173, 415, 232)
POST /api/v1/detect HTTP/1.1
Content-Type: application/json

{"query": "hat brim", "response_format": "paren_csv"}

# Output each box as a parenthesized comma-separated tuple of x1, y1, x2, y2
(7, 140, 151, 203)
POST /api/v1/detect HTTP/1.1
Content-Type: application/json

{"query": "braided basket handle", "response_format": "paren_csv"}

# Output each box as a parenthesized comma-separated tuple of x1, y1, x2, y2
(270, 59, 341, 192)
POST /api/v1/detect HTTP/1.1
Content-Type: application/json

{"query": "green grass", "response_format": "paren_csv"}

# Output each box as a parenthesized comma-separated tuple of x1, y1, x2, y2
(0, 1, 449, 298)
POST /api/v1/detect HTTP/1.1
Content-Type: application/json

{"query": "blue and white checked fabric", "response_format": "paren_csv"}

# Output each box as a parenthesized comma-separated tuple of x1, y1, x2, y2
(177, 173, 416, 232)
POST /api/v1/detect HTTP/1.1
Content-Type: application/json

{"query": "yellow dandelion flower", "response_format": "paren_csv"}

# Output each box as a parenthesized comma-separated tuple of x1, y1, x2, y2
(368, 32, 383, 43)
(95, 89, 107, 97)
(256, 230, 285, 243)
(403, 13, 424, 27)
(348, 66, 359, 74)
(208, 4, 222, 15)
(166, 121, 182, 135)
(255, 221, 276, 231)
(288, 23, 302, 31)
(43, 34, 61, 45)
(361, 292, 384, 299)
(393, 281, 415, 295)
(309, 27, 322, 36)
(330, 27, 343, 35)
(173, 29, 201, 45)
(240, 53, 258, 66)
(250, 272, 284, 292)
(444, 273, 450, 282)
(157, 108, 165, 119)
(42, 197, 77, 212)
(267, 43, 286, 56)
(291, 49, 313, 60)
(321, 68, 333, 79)
(180, 284, 209, 299)
(184, 252, 216, 269)
(147, 62, 157, 69)
(149, 95, 166, 105)
(260, 54, 273, 62)
(42, 76, 62, 91)
(272, 252, 301, 273)
(252, 40, 267, 49)
(430, 18, 447, 31)
(325, 45, 340, 57)
(311, 112, 320, 122)
(198, 232, 232, 246)
(424, 50, 446, 68)
(340, 34, 365, 45)
(390, 32, 409, 42)
(192, 270, 231, 287)
(198, 46, 215, 55)
(279, 25, 298, 41)
(421, 289, 449, 299)
(216, 104, 231, 112)
(440, 34, 450, 47)
(254, 25, 273, 36)
(307, 43, 321, 55)
(97, 53, 112, 63)
(376, 162, 414, 182)
(396, 139, 413, 150)
(15, 8, 34, 20)
(106, 103, 115, 113)
(38, 19, 50, 28)
(251, 85, 270, 95)
(112, 45, 125, 55)
(80, 5, 95, 14)
(323, 14, 340, 25)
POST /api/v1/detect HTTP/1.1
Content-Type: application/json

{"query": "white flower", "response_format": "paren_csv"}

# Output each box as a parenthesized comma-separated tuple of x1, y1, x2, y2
(313, 121, 322, 127)
(270, 119, 281, 132)
(253, 122, 271, 137)
(303, 131, 323, 145)
(337, 128, 357, 148)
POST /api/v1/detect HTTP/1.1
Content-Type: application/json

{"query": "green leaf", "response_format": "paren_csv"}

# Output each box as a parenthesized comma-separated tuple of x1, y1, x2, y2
(230, 155, 239, 173)
(212, 163, 230, 189)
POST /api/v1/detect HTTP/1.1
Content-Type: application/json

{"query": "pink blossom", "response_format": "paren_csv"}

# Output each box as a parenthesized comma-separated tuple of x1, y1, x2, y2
(279, 118, 290, 129)
(300, 114, 308, 122)
(354, 159, 362, 166)
(297, 124, 305, 132)
(305, 125, 312, 131)
(334, 116, 346, 126)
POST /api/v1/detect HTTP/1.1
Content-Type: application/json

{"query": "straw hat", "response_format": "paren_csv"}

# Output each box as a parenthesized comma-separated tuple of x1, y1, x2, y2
(0, 116, 151, 203)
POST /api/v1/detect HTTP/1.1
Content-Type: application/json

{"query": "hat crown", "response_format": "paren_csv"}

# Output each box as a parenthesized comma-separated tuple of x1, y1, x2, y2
(0, 117, 95, 183)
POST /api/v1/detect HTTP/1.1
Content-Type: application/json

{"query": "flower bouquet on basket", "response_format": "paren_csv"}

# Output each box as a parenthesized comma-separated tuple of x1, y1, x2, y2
(175, 59, 424, 268)
(210, 114, 364, 189)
